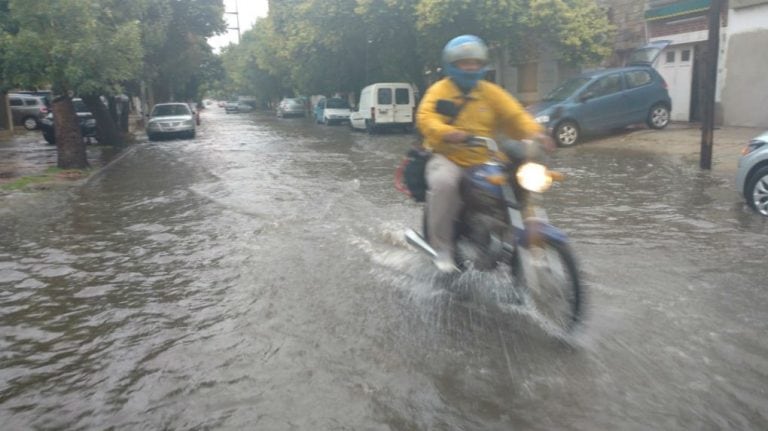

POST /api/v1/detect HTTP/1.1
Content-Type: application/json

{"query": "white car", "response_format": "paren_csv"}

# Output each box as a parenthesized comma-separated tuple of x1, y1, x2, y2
(146, 103, 196, 141)
(314, 98, 350, 125)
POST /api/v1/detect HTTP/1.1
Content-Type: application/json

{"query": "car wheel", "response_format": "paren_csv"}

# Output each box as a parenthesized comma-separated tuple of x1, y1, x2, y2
(554, 121, 579, 147)
(647, 104, 670, 129)
(745, 165, 768, 216)
(23, 116, 38, 130)
(43, 132, 55, 145)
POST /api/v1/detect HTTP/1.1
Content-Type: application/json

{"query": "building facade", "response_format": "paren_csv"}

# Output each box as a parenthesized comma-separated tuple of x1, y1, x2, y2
(721, 0, 768, 127)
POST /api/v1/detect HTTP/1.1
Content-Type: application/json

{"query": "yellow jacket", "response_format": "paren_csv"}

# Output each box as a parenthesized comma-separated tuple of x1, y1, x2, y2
(416, 78, 542, 167)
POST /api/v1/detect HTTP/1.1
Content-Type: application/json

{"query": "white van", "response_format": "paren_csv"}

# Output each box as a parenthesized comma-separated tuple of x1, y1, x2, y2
(349, 82, 415, 133)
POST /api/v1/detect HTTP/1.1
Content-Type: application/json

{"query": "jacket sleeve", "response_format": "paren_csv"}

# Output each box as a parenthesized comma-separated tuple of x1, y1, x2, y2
(416, 81, 459, 154)
(489, 85, 543, 140)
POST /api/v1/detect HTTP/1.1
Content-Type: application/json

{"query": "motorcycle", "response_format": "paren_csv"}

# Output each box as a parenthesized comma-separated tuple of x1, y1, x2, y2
(403, 136, 584, 333)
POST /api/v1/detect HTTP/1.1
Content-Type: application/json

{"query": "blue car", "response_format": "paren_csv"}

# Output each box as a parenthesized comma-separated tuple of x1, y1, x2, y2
(529, 65, 672, 147)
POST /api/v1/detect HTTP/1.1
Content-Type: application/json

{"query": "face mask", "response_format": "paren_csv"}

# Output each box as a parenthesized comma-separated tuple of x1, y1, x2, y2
(445, 63, 487, 92)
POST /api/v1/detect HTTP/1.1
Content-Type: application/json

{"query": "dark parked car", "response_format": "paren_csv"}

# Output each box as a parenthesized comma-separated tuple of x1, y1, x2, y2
(9, 93, 49, 130)
(736, 131, 768, 217)
(38, 98, 97, 145)
(528, 67, 671, 146)
(528, 41, 673, 146)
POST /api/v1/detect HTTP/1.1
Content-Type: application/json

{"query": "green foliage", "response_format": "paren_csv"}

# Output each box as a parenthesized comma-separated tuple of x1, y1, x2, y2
(520, 0, 615, 65)
(221, 0, 614, 102)
(3, 0, 143, 95)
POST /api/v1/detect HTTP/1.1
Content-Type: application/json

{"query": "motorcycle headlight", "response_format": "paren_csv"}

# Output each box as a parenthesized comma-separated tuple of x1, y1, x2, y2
(516, 162, 553, 192)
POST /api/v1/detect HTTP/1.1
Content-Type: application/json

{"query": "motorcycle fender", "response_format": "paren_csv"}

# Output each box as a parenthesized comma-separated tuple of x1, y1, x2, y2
(518, 219, 569, 247)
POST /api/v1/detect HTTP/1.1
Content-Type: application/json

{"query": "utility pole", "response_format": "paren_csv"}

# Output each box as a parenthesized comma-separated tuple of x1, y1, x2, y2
(225, 0, 241, 43)
(700, 0, 722, 170)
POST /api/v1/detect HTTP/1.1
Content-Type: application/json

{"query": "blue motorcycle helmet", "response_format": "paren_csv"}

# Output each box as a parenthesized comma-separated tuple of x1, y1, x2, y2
(442, 35, 489, 92)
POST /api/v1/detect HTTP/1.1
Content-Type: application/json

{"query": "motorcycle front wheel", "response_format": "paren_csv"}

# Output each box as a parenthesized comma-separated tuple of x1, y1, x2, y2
(513, 237, 583, 334)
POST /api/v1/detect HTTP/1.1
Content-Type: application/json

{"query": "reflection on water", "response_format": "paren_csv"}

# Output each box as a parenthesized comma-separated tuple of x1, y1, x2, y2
(1, 111, 767, 429)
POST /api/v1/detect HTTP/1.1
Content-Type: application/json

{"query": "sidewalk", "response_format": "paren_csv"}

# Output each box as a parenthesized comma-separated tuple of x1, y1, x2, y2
(0, 129, 122, 188)
(582, 122, 763, 180)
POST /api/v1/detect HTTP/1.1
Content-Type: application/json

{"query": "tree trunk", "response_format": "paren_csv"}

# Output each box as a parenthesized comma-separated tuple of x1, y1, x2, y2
(53, 96, 88, 169)
(82, 95, 125, 146)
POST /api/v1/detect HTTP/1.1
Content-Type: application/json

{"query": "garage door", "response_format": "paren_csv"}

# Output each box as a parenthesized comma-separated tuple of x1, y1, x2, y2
(657, 46, 694, 122)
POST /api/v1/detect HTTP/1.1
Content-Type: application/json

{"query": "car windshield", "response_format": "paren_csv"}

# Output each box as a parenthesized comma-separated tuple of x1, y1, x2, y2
(542, 77, 592, 102)
(326, 99, 349, 109)
(152, 104, 190, 117)
(73, 100, 89, 113)
(285, 99, 302, 107)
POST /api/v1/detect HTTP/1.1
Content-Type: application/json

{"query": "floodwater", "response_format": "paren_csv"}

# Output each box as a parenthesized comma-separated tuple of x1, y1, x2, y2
(1, 109, 767, 430)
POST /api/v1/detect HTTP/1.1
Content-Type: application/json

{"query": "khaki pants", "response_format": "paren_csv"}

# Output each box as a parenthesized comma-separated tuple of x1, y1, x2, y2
(425, 154, 464, 257)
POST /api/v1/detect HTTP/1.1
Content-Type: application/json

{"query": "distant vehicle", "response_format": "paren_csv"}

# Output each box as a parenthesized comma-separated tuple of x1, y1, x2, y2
(528, 41, 672, 147)
(146, 102, 196, 141)
(349, 82, 415, 133)
(314, 97, 351, 125)
(8, 93, 49, 130)
(38, 98, 97, 145)
(736, 131, 768, 217)
(224, 101, 240, 114)
(277, 98, 306, 118)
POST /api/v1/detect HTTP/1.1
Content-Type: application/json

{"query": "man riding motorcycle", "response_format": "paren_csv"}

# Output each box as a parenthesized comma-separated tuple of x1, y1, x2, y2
(416, 34, 552, 273)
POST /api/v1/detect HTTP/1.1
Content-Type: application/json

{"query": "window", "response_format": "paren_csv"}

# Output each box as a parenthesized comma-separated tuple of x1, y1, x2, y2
(681, 49, 691, 62)
(666, 51, 675, 63)
(517, 62, 538, 93)
(9, 98, 22, 106)
(377, 88, 392, 105)
(395, 88, 410, 105)
(625, 70, 652, 89)
(586, 74, 623, 98)
(24, 99, 39, 106)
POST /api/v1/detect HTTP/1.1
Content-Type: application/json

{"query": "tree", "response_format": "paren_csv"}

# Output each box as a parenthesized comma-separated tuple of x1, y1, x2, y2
(138, 0, 227, 105)
(225, 0, 613, 102)
(3, 0, 142, 168)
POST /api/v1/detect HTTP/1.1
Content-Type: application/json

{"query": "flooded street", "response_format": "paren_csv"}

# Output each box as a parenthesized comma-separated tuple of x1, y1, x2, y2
(1, 109, 767, 430)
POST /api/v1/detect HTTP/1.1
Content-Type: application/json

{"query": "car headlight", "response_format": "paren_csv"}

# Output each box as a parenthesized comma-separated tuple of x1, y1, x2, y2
(516, 162, 553, 192)
(147, 122, 160, 130)
(184, 119, 194, 126)
(741, 140, 766, 156)
(534, 115, 550, 124)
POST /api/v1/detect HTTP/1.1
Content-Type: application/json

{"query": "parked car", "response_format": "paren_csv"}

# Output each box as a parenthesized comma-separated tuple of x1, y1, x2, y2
(349, 82, 415, 133)
(528, 66, 672, 146)
(276, 98, 306, 118)
(38, 98, 97, 145)
(145, 102, 196, 141)
(314, 97, 351, 125)
(736, 131, 768, 217)
(8, 93, 49, 130)
(224, 101, 240, 114)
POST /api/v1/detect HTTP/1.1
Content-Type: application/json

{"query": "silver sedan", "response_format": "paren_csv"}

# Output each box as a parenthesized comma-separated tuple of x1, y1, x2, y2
(146, 103, 196, 141)
(736, 131, 768, 216)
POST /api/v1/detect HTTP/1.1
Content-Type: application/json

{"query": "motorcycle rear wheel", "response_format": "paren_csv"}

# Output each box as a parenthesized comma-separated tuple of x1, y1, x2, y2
(513, 237, 583, 333)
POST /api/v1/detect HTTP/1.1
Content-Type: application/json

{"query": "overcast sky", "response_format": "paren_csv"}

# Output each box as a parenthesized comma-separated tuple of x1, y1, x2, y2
(208, 0, 269, 52)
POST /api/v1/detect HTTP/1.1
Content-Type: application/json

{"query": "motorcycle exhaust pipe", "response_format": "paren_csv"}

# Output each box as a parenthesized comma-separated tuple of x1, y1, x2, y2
(404, 229, 438, 259)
